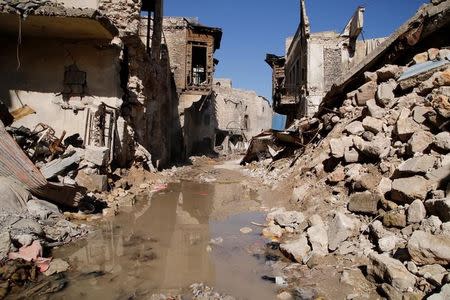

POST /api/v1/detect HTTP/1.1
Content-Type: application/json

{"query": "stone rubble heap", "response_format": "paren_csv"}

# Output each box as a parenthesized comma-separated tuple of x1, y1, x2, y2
(262, 48, 450, 299)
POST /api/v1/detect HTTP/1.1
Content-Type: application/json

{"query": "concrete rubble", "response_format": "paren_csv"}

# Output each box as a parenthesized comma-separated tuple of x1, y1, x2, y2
(255, 42, 450, 298)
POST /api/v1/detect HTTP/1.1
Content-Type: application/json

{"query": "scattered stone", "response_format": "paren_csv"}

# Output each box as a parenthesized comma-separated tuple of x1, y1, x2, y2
(355, 81, 378, 106)
(418, 264, 447, 286)
(272, 211, 305, 229)
(367, 253, 416, 292)
(280, 234, 311, 263)
(378, 177, 392, 196)
(408, 130, 434, 154)
(396, 115, 420, 142)
(413, 52, 429, 65)
(277, 291, 293, 300)
(398, 155, 438, 175)
(425, 198, 450, 222)
(240, 227, 252, 234)
(348, 191, 380, 215)
(376, 81, 396, 107)
(353, 135, 391, 159)
(408, 200, 427, 224)
(435, 132, 450, 151)
(307, 222, 328, 256)
(329, 136, 353, 158)
(75, 172, 108, 192)
(84, 146, 110, 167)
(428, 283, 450, 300)
(377, 64, 404, 82)
(327, 212, 357, 251)
(408, 230, 450, 265)
(391, 176, 430, 203)
(345, 121, 365, 135)
(383, 210, 407, 228)
(364, 71, 377, 82)
(43, 259, 70, 276)
(262, 224, 284, 239)
(366, 99, 385, 119)
(343, 148, 359, 163)
(428, 48, 440, 60)
(378, 235, 402, 253)
(413, 106, 434, 124)
(362, 116, 383, 134)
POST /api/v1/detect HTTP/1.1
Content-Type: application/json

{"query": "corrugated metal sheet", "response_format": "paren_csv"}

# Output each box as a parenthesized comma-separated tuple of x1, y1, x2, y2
(0, 120, 47, 192)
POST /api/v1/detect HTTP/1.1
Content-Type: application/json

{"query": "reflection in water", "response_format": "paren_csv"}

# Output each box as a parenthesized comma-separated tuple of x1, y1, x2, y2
(51, 181, 276, 300)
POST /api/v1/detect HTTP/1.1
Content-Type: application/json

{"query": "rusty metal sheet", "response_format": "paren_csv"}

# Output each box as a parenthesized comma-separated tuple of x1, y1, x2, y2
(0, 120, 47, 193)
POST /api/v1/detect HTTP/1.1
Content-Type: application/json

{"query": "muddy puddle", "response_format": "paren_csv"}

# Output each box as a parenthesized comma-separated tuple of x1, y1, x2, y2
(49, 181, 278, 299)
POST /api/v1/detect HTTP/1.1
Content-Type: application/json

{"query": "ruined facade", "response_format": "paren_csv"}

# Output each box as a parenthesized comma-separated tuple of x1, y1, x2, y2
(0, 0, 182, 169)
(160, 17, 223, 157)
(213, 79, 273, 154)
(266, 0, 385, 125)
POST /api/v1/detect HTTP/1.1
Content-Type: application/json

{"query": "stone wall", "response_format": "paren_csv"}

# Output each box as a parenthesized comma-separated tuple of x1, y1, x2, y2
(213, 79, 273, 152)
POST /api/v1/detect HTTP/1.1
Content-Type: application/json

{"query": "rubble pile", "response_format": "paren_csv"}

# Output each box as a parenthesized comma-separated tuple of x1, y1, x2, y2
(259, 48, 450, 299)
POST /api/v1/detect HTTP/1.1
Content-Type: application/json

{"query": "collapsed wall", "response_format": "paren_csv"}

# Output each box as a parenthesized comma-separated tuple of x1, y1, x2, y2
(255, 47, 450, 299)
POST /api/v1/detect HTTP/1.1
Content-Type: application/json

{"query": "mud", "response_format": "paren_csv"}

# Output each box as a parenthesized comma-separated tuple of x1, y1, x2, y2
(47, 178, 279, 299)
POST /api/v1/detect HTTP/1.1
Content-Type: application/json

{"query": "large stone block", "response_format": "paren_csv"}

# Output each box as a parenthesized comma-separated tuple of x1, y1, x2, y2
(391, 176, 430, 203)
(75, 172, 108, 192)
(355, 81, 377, 106)
(85, 146, 110, 166)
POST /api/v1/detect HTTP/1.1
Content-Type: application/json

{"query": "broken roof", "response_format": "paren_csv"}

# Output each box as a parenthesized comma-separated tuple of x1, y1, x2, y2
(320, 0, 450, 111)
(163, 16, 223, 50)
(0, 0, 118, 39)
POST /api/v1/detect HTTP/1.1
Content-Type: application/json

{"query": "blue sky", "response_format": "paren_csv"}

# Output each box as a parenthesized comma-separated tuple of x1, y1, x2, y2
(164, 0, 427, 101)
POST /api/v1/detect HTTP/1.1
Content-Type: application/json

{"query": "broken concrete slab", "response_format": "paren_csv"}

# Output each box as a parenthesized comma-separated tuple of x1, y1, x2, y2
(396, 116, 420, 142)
(40, 152, 81, 180)
(412, 105, 434, 124)
(408, 230, 450, 266)
(84, 146, 110, 167)
(367, 252, 416, 292)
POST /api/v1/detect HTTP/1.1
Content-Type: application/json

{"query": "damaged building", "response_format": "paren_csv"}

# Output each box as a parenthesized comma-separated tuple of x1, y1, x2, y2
(0, 0, 182, 170)
(161, 17, 222, 156)
(266, 0, 386, 126)
(213, 79, 273, 154)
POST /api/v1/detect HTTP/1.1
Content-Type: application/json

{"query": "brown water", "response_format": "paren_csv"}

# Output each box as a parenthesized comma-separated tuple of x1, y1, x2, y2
(49, 181, 278, 300)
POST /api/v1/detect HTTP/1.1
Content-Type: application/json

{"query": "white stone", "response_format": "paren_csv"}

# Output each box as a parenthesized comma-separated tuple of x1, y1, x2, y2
(407, 199, 426, 224)
(327, 212, 357, 251)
